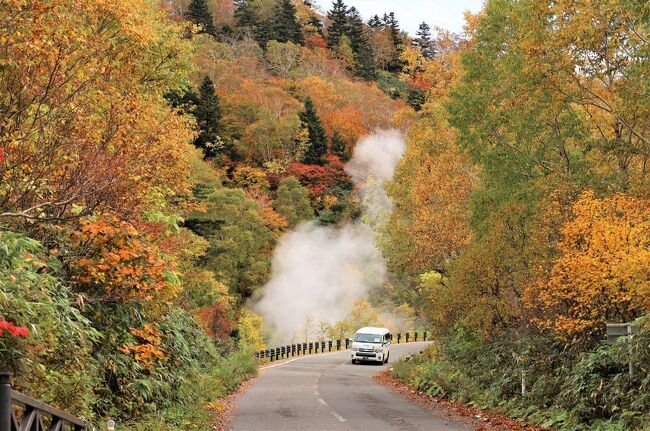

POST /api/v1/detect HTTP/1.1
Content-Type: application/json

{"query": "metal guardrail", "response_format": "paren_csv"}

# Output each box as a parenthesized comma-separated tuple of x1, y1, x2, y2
(256, 331, 428, 362)
(0, 372, 86, 431)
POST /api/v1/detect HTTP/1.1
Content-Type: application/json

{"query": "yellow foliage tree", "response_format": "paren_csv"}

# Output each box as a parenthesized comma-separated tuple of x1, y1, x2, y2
(526, 192, 650, 342)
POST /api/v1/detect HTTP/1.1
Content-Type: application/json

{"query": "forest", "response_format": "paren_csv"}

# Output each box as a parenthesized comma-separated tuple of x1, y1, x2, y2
(0, 0, 648, 430)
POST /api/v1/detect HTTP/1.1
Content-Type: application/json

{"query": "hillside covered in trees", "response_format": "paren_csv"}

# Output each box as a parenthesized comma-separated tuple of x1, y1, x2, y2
(0, 0, 648, 430)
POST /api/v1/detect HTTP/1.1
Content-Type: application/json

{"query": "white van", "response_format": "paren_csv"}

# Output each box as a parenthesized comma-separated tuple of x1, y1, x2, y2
(350, 327, 391, 364)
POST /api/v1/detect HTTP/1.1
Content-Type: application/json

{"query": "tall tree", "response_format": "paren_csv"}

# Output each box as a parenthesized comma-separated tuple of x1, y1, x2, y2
(272, 0, 304, 44)
(347, 7, 377, 80)
(415, 21, 435, 59)
(186, 0, 217, 36)
(234, 0, 259, 28)
(382, 12, 403, 70)
(194, 76, 222, 158)
(327, 0, 349, 48)
(300, 97, 328, 165)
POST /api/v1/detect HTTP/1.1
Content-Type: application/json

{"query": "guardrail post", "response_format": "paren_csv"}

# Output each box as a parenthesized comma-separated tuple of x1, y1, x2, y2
(406, 333, 410, 343)
(303, 342, 307, 354)
(315, 342, 319, 353)
(0, 373, 11, 431)
(308, 342, 313, 354)
(397, 333, 401, 344)
(414, 332, 418, 342)
(336, 339, 341, 350)
(270, 349, 275, 362)
(345, 338, 350, 349)
(321, 341, 325, 352)
(328, 340, 332, 352)
(424, 331, 427, 341)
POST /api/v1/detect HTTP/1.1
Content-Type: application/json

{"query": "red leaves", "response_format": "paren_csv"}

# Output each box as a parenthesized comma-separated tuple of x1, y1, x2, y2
(286, 156, 350, 196)
(304, 36, 327, 50)
(0, 320, 29, 337)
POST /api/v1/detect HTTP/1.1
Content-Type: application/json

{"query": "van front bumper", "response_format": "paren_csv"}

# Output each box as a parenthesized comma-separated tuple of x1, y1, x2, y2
(351, 352, 383, 361)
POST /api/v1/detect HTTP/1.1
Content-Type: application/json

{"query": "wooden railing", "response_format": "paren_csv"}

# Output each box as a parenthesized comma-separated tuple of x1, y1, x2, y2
(256, 331, 428, 362)
(0, 372, 86, 431)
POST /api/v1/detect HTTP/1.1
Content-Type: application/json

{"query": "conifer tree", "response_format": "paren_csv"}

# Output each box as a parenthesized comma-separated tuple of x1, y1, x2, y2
(186, 0, 217, 36)
(347, 8, 377, 80)
(327, 0, 349, 48)
(368, 14, 382, 28)
(383, 12, 404, 71)
(415, 21, 435, 59)
(255, 19, 275, 47)
(234, 0, 259, 28)
(194, 76, 222, 158)
(272, 0, 304, 44)
(300, 97, 328, 165)
(330, 132, 349, 161)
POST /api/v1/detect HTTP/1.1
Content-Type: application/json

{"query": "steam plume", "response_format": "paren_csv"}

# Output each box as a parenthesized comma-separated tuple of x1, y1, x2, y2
(255, 130, 405, 343)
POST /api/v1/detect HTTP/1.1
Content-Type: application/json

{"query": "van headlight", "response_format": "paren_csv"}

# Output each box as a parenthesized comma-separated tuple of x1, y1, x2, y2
(374, 346, 382, 352)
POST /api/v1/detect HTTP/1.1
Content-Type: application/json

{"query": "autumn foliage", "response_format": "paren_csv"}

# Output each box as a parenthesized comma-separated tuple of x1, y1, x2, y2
(527, 192, 650, 341)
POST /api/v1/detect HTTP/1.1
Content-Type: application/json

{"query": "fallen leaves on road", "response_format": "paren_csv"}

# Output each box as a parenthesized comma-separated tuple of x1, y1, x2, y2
(373, 370, 548, 431)
(212, 377, 257, 431)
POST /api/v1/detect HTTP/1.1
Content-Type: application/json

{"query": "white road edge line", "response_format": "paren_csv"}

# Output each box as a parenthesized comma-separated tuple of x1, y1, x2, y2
(318, 398, 327, 406)
(258, 357, 301, 370)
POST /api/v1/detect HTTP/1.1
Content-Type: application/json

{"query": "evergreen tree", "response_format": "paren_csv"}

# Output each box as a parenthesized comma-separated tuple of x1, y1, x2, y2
(368, 14, 383, 28)
(384, 12, 404, 71)
(186, 0, 217, 36)
(254, 19, 275, 47)
(300, 97, 328, 165)
(327, 0, 349, 48)
(272, 0, 304, 44)
(234, 0, 259, 28)
(194, 76, 222, 158)
(347, 8, 377, 80)
(330, 132, 349, 161)
(415, 21, 435, 59)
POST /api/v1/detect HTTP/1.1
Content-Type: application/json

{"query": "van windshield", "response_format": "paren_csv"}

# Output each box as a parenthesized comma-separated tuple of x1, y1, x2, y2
(354, 333, 382, 343)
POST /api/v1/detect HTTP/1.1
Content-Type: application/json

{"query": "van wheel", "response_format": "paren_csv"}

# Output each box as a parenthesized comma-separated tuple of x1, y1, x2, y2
(351, 359, 357, 364)
(384, 353, 389, 364)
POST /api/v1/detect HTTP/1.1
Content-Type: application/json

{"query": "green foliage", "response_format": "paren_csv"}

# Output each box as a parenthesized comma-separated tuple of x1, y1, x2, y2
(274, 176, 313, 227)
(0, 230, 100, 420)
(186, 188, 273, 300)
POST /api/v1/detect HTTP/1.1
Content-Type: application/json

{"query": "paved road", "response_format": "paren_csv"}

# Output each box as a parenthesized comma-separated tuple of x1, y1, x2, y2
(232, 342, 474, 430)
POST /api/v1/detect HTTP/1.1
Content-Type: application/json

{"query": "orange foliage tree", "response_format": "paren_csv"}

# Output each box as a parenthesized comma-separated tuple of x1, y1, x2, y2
(70, 216, 180, 309)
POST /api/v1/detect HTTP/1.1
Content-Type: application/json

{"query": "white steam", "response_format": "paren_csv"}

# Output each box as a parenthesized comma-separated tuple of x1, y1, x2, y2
(255, 130, 406, 343)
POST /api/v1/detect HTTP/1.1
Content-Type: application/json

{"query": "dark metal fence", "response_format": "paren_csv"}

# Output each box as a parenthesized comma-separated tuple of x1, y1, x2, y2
(256, 331, 428, 362)
(0, 372, 87, 431)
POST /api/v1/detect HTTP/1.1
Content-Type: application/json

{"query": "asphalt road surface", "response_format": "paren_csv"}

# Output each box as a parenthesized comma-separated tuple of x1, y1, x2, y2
(232, 342, 474, 430)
